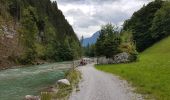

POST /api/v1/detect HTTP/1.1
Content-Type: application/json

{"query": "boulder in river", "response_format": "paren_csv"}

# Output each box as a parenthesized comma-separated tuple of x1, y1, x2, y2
(24, 95, 40, 100)
(57, 79, 70, 86)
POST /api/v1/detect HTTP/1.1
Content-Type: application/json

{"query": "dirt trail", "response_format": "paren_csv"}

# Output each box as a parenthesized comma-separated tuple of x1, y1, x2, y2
(69, 63, 143, 100)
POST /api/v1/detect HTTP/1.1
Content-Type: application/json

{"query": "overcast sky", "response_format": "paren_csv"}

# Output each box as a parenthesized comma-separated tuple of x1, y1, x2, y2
(51, 0, 151, 38)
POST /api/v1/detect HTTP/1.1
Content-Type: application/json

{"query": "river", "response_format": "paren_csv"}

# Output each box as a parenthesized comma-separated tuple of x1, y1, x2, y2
(0, 62, 72, 100)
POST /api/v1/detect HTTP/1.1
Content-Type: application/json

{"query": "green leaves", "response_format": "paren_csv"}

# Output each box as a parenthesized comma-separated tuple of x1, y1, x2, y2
(123, 0, 163, 52)
(0, 0, 82, 64)
(151, 2, 170, 40)
(18, 7, 38, 64)
(95, 24, 120, 58)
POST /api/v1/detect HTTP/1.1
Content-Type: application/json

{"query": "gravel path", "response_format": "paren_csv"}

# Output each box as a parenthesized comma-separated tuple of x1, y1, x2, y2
(69, 63, 143, 100)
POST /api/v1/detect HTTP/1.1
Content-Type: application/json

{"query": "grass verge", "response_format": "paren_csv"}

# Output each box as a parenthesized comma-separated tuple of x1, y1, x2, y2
(96, 37, 170, 100)
(41, 68, 81, 100)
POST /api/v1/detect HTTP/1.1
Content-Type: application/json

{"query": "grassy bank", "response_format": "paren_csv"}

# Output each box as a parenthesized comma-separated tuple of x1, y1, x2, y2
(96, 37, 170, 100)
(41, 68, 81, 100)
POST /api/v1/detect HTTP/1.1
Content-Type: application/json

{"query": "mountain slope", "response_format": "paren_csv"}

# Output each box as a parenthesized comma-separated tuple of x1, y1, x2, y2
(0, 0, 81, 69)
(96, 36, 170, 99)
(82, 31, 100, 47)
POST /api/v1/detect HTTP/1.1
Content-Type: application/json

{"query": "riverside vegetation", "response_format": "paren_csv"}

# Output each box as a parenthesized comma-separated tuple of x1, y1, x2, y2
(41, 68, 81, 100)
(0, 0, 82, 69)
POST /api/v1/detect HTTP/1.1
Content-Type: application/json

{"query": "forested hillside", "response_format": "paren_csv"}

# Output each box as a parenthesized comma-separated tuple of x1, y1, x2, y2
(0, 0, 82, 69)
(123, 0, 170, 52)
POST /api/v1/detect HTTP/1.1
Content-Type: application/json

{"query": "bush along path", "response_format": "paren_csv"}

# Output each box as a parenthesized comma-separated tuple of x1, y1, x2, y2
(69, 63, 143, 100)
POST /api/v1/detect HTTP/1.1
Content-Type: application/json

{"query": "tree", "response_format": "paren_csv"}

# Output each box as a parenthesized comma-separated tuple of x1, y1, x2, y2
(123, 0, 163, 51)
(95, 24, 121, 58)
(9, 0, 21, 22)
(83, 44, 96, 57)
(80, 35, 84, 46)
(18, 6, 38, 64)
(57, 39, 73, 61)
(119, 31, 138, 61)
(151, 2, 170, 41)
(70, 39, 82, 60)
(0, 0, 82, 64)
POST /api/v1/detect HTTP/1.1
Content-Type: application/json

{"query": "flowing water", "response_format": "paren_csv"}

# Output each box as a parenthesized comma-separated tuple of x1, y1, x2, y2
(0, 62, 72, 100)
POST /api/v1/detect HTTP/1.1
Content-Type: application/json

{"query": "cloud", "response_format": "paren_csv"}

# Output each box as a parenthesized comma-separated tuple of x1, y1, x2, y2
(51, 0, 151, 38)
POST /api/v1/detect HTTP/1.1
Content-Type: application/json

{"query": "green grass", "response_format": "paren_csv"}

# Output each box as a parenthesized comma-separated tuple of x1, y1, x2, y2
(40, 69, 81, 100)
(54, 69, 81, 99)
(96, 37, 170, 100)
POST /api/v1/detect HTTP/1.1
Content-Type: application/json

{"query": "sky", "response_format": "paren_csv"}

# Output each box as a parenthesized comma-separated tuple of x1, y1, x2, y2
(51, 0, 151, 39)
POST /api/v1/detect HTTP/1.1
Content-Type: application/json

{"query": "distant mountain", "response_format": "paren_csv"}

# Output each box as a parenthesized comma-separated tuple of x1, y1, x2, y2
(82, 31, 100, 47)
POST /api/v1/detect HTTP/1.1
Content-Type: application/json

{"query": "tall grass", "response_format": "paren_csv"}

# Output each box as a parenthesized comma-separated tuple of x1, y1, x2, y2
(54, 69, 81, 99)
(40, 69, 81, 100)
(96, 37, 170, 100)
(41, 92, 52, 100)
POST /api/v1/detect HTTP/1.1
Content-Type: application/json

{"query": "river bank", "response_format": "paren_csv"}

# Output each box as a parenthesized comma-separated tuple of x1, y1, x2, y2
(0, 59, 54, 70)
(38, 69, 81, 100)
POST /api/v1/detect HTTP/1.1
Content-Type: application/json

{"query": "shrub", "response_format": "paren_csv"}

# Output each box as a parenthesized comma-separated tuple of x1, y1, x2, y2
(41, 92, 52, 100)
(18, 48, 37, 64)
(119, 31, 138, 62)
(129, 51, 138, 62)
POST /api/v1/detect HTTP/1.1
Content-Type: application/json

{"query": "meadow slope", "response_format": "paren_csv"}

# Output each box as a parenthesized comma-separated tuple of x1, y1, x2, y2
(96, 37, 170, 100)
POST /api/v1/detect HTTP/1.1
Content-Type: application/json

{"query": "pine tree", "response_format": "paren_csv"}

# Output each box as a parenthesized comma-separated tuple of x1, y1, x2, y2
(18, 6, 38, 64)
(96, 24, 121, 58)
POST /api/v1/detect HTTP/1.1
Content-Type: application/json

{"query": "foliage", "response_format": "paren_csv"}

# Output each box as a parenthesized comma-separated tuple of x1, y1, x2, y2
(0, 0, 10, 20)
(35, 43, 46, 59)
(96, 36, 170, 100)
(151, 2, 170, 41)
(81, 35, 96, 57)
(83, 44, 96, 57)
(0, 0, 82, 64)
(70, 39, 82, 59)
(39, 69, 81, 100)
(119, 31, 138, 61)
(41, 92, 52, 100)
(95, 24, 121, 58)
(123, 0, 163, 52)
(9, 0, 21, 22)
(18, 6, 38, 64)
(66, 69, 81, 86)
(56, 39, 74, 61)
(52, 69, 81, 99)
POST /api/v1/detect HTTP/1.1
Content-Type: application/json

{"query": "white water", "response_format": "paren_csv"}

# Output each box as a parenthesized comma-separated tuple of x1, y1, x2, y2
(0, 62, 72, 100)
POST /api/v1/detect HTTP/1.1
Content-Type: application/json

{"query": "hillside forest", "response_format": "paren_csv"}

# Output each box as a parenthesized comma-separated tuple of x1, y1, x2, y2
(84, 0, 170, 60)
(0, 0, 82, 69)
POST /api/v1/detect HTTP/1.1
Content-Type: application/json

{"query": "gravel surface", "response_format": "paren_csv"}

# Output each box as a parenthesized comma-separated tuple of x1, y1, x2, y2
(69, 63, 143, 100)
